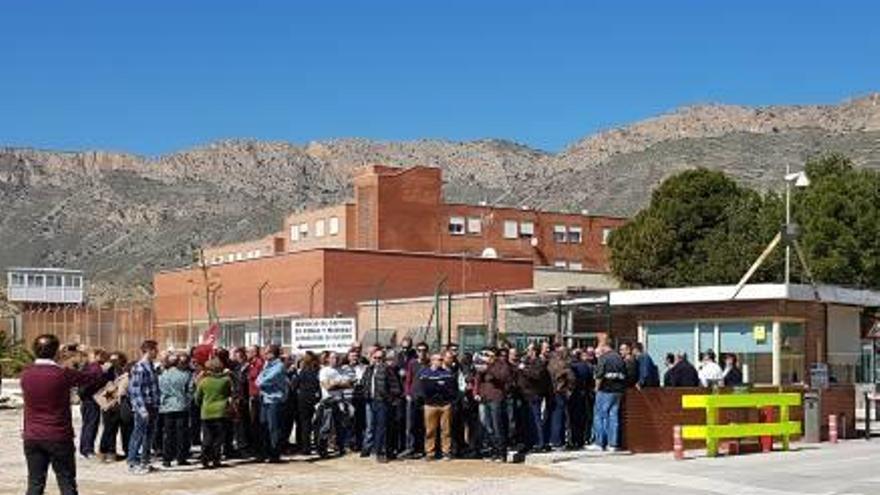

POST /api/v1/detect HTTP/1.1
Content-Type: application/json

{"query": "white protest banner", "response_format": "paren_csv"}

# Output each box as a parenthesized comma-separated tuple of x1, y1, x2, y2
(291, 318, 356, 353)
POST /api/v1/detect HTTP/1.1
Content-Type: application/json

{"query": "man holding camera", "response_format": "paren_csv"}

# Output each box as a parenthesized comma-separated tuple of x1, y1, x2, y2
(21, 335, 107, 495)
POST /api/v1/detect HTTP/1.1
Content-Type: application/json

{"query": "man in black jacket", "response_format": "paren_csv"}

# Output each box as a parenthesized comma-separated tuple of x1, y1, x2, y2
(362, 348, 401, 463)
(517, 346, 549, 452)
(663, 352, 700, 387)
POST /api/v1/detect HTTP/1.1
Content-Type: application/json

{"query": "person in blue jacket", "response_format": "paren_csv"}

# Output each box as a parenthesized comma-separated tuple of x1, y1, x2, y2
(256, 344, 289, 462)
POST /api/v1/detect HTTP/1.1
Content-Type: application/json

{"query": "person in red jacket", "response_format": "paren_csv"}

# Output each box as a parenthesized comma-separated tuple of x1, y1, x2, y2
(21, 334, 105, 495)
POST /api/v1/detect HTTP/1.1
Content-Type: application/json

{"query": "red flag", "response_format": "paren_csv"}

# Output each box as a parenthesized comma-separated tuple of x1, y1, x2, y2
(201, 322, 220, 345)
(193, 323, 220, 366)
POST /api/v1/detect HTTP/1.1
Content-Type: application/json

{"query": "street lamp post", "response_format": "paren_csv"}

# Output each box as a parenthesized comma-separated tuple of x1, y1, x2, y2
(784, 165, 810, 287)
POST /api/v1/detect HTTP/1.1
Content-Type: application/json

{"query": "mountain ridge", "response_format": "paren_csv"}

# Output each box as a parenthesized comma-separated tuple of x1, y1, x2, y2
(3, 94, 880, 300)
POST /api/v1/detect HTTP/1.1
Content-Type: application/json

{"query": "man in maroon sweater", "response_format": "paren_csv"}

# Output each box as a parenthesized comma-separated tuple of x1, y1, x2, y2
(21, 334, 104, 495)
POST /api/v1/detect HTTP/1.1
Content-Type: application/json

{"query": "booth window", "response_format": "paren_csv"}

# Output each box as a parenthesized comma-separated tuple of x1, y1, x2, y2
(719, 321, 774, 385)
(780, 322, 805, 385)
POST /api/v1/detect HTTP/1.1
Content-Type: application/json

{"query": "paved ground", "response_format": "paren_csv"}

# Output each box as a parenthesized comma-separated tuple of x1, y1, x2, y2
(2, 407, 879, 495)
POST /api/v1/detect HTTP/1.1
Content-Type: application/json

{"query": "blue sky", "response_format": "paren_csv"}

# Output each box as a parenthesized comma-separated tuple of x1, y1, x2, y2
(2, 1, 878, 155)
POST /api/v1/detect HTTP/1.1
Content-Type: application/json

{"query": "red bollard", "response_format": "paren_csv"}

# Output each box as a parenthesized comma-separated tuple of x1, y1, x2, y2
(760, 406, 774, 452)
(829, 414, 839, 443)
(673, 425, 684, 460)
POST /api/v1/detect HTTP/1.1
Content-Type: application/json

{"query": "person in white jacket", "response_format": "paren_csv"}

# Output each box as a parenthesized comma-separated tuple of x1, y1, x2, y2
(698, 350, 724, 387)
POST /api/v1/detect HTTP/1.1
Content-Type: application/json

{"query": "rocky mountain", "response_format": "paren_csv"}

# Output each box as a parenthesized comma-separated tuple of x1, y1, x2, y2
(3, 94, 880, 300)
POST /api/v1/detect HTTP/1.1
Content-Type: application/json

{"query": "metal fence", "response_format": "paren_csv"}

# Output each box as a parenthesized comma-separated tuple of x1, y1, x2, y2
(20, 303, 155, 358)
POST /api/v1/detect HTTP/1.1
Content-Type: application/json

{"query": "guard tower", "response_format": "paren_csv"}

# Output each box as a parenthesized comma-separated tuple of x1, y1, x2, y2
(6, 267, 85, 305)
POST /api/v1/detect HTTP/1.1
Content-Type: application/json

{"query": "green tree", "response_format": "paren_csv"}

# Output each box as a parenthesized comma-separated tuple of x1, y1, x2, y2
(797, 153, 880, 289)
(609, 168, 779, 288)
(609, 154, 880, 290)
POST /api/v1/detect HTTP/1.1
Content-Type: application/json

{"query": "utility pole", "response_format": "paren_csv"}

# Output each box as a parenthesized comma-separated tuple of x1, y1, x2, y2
(447, 291, 453, 347)
(374, 277, 387, 346)
(258, 281, 269, 346)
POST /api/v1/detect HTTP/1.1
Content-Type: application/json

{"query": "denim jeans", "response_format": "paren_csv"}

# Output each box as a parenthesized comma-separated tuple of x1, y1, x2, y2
(592, 391, 622, 449)
(127, 410, 157, 467)
(260, 401, 284, 460)
(549, 394, 568, 447)
(366, 400, 388, 455)
(527, 397, 546, 449)
(483, 400, 508, 457)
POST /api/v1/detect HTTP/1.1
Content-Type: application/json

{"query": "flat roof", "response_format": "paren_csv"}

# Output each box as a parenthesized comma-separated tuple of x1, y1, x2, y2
(7, 267, 84, 275)
(358, 283, 880, 309)
(156, 246, 535, 276)
(609, 283, 880, 308)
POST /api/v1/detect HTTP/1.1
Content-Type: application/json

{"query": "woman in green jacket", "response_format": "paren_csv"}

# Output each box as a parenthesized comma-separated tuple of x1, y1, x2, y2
(195, 358, 232, 469)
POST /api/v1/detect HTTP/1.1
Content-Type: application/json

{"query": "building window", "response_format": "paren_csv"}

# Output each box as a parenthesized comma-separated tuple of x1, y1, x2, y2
(226, 254, 235, 262)
(290, 225, 300, 242)
(299, 223, 309, 239)
(553, 225, 567, 243)
(467, 217, 482, 234)
(448, 216, 466, 235)
(602, 227, 613, 245)
(503, 220, 518, 239)
(519, 221, 535, 239)
(569, 261, 583, 271)
(329, 216, 340, 236)
(254, 249, 261, 257)
(568, 226, 583, 244)
(27, 275, 44, 288)
(46, 275, 61, 287)
(213, 256, 223, 265)
(315, 219, 326, 238)
(553, 260, 568, 269)
(235, 252, 243, 261)
(10, 273, 25, 286)
(70, 276, 82, 288)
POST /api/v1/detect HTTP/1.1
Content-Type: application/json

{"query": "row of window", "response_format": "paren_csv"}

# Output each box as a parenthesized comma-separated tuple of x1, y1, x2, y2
(210, 249, 263, 265)
(449, 216, 613, 245)
(290, 216, 340, 242)
(9, 273, 83, 288)
(553, 260, 585, 271)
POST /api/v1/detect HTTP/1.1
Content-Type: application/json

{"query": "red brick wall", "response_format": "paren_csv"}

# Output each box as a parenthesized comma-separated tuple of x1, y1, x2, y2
(622, 385, 854, 453)
(154, 250, 326, 325)
(154, 248, 533, 326)
(374, 167, 443, 252)
(439, 206, 625, 271)
(322, 249, 533, 317)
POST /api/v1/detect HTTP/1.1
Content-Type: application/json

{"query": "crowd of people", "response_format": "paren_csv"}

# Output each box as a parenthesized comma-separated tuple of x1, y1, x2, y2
(20, 332, 745, 494)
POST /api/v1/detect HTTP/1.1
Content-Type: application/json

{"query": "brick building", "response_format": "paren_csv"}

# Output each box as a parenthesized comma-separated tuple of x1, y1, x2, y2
(154, 248, 533, 350)
(156, 164, 625, 350)
(204, 165, 626, 272)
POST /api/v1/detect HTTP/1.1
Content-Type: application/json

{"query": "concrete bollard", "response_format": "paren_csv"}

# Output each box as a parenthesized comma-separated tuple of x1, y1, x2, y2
(829, 414, 838, 444)
(673, 425, 684, 460)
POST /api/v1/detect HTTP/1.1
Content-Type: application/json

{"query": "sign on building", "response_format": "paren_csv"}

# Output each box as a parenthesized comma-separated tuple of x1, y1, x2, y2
(291, 318, 357, 353)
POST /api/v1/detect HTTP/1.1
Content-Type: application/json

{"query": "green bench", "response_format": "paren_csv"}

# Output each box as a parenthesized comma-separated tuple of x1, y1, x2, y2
(681, 392, 802, 457)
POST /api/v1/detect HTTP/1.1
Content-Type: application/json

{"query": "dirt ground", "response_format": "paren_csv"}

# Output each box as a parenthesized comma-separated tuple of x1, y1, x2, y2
(0, 408, 562, 495)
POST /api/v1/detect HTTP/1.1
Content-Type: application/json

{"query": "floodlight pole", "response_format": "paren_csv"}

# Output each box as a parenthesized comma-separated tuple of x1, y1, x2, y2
(785, 163, 792, 287)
